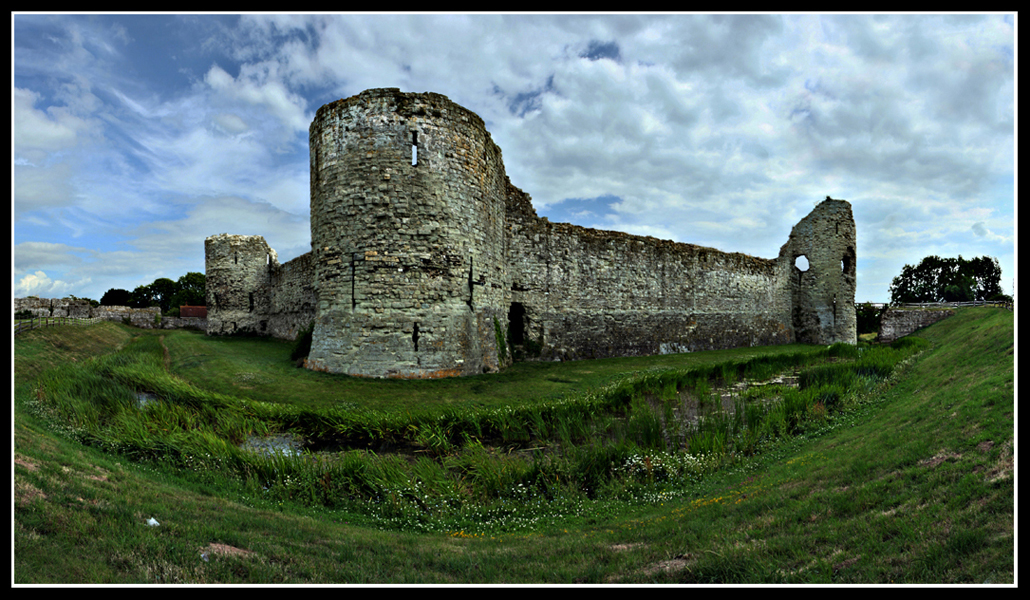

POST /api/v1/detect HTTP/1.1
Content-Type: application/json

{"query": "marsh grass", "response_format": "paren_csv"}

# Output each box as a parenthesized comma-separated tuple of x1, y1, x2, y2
(24, 323, 930, 537)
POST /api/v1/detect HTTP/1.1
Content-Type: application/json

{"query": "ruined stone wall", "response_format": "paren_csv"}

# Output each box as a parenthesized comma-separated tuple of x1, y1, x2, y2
(14, 297, 59, 317)
(778, 198, 858, 345)
(504, 181, 795, 360)
(878, 307, 954, 343)
(268, 251, 317, 341)
(205, 234, 277, 336)
(15, 296, 93, 317)
(91, 305, 162, 328)
(15, 297, 163, 328)
(205, 88, 857, 378)
(51, 297, 94, 318)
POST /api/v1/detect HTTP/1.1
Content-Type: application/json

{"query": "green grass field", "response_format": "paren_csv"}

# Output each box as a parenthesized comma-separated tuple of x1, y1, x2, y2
(13, 308, 1014, 584)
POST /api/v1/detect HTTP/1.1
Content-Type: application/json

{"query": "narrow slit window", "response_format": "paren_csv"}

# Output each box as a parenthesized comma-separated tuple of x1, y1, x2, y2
(467, 257, 474, 312)
(351, 253, 357, 311)
(412, 322, 420, 352)
(411, 132, 418, 166)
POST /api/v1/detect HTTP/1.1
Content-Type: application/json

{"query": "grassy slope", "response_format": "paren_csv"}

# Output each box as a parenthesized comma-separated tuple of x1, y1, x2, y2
(13, 309, 1014, 584)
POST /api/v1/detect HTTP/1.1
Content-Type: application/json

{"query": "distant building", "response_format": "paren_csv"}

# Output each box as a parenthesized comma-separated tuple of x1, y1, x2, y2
(180, 305, 208, 318)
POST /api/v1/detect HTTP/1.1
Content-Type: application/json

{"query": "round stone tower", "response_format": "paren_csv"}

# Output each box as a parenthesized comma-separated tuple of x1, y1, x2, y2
(305, 89, 512, 378)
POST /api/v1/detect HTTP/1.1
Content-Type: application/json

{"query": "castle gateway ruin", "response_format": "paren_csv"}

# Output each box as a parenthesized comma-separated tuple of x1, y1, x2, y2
(206, 88, 856, 378)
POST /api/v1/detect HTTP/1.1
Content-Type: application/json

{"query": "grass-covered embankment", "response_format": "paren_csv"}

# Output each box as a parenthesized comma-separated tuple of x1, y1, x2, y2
(13, 308, 1013, 583)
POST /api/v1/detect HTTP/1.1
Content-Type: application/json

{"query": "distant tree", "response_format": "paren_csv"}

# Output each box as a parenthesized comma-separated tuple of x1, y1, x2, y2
(855, 303, 887, 335)
(941, 276, 975, 303)
(129, 284, 157, 309)
(127, 273, 206, 314)
(169, 272, 206, 309)
(149, 278, 178, 313)
(964, 256, 1004, 300)
(889, 255, 1004, 305)
(100, 288, 133, 306)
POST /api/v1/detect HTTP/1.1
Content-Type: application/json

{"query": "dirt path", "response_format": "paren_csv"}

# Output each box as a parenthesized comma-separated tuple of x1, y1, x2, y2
(159, 335, 172, 369)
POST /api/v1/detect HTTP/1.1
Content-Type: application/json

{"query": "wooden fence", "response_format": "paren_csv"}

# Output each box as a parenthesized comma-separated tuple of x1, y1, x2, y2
(897, 300, 1013, 311)
(14, 316, 103, 336)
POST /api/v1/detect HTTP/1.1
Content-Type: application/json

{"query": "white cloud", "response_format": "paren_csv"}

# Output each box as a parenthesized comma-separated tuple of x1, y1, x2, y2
(12, 14, 1014, 304)
(128, 195, 311, 263)
(971, 221, 1009, 244)
(213, 113, 250, 135)
(13, 87, 95, 163)
(15, 270, 82, 298)
(204, 63, 310, 133)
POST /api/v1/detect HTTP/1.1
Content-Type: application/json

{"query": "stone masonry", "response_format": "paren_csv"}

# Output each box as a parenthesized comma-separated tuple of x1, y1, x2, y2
(878, 307, 954, 343)
(13, 297, 199, 330)
(206, 88, 858, 378)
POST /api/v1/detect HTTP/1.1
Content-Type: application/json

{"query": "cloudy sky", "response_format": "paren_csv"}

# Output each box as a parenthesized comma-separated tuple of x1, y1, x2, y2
(13, 13, 1015, 304)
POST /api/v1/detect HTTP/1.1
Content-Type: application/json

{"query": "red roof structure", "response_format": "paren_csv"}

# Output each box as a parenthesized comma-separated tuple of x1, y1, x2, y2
(180, 305, 208, 318)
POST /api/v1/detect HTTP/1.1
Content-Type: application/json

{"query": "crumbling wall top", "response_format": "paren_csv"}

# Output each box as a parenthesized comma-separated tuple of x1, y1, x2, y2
(313, 88, 488, 133)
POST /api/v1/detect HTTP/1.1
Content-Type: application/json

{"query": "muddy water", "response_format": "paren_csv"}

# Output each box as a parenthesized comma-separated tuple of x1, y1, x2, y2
(666, 372, 800, 426)
(232, 370, 805, 461)
(240, 434, 304, 458)
(135, 391, 159, 409)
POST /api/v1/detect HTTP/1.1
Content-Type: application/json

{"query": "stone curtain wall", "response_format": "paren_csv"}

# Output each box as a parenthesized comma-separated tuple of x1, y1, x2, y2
(268, 251, 317, 342)
(15, 297, 63, 317)
(158, 315, 207, 330)
(504, 182, 794, 361)
(92, 305, 162, 328)
(15, 298, 176, 329)
(205, 234, 317, 341)
(878, 307, 954, 343)
(15, 297, 93, 318)
(205, 88, 857, 378)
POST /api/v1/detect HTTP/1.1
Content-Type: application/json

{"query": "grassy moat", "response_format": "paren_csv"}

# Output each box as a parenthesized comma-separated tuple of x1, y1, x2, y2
(14, 308, 1013, 584)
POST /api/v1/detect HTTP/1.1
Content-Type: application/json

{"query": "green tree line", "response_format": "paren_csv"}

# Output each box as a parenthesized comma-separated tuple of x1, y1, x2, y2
(99, 272, 205, 315)
(888, 255, 1007, 305)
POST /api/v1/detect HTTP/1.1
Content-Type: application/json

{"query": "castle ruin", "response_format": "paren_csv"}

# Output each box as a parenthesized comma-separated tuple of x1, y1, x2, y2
(206, 88, 857, 378)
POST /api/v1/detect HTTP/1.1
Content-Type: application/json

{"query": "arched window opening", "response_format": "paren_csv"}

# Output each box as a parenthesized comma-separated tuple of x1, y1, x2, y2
(842, 247, 855, 276)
